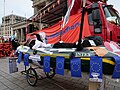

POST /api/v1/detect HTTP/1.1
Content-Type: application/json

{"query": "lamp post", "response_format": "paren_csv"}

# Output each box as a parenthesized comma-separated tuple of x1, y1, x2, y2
(3, 0, 5, 36)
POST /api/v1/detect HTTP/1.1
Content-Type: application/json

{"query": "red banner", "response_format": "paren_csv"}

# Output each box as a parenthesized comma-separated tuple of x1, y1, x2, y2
(26, 22, 61, 44)
(61, 12, 91, 43)
(27, 13, 91, 44)
(42, 22, 61, 44)
(68, 0, 82, 15)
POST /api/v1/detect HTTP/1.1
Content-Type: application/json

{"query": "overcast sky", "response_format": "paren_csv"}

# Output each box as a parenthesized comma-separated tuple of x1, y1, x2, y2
(0, 0, 34, 23)
(107, 0, 120, 14)
(0, 0, 120, 24)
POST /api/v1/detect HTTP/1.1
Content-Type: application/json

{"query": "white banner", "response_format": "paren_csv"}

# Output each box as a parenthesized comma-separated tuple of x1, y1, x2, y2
(62, 0, 75, 28)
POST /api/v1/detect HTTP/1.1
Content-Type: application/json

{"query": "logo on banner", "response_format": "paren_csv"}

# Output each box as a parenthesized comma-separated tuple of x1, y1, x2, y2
(91, 62, 101, 72)
(47, 22, 80, 39)
(44, 61, 50, 68)
(56, 62, 64, 69)
(71, 63, 80, 72)
(70, 58, 81, 77)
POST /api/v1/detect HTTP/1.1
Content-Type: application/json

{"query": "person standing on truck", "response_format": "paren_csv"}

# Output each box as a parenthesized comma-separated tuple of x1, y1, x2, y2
(32, 32, 52, 50)
(11, 38, 19, 50)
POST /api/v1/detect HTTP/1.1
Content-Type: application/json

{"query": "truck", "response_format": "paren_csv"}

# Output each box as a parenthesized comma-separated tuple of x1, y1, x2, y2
(87, 0, 120, 44)
(26, 0, 120, 46)
(20, 1, 120, 87)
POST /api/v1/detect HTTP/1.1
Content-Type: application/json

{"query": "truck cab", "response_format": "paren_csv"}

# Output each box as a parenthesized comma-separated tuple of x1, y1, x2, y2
(87, 1, 120, 44)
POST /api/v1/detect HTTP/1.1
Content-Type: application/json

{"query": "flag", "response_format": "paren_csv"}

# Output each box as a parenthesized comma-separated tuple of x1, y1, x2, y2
(90, 56, 102, 82)
(61, 12, 91, 43)
(112, 55, 120, 78)
(26, 12, 91, 44)
(67, 0, 82, 15)
(26, 19, 28, 37)
(64, 0, 82, 28)
(55, 56, 65, 75)
(41, 21, 61, 44)
(70, 58, 81, 77)
(17, 52, 22, 64)
(62, 0, 75, 28)
(24, 53, 29, 66)
(43, 56, 50, 73)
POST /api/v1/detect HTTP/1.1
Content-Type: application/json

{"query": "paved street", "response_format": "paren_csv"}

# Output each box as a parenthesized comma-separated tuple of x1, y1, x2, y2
(0, 57, 120, 90)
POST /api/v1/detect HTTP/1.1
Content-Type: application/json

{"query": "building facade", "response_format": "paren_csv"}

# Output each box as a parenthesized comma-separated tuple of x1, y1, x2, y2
(1, 14, 26, 37)
(11, 0, 67, 42)
(32, 0, 52, 14)
(12, 20, 32, 42)
(31, 0, 67, 30)
(1, 0, 67, 42)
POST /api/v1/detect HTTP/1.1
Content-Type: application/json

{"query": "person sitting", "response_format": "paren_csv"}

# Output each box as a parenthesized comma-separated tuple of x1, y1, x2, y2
(16, 42, 30, 53)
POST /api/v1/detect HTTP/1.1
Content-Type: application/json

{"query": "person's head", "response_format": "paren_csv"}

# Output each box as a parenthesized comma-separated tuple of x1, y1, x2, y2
(39, 32, 46, 41)
(19, 42, 24, 46)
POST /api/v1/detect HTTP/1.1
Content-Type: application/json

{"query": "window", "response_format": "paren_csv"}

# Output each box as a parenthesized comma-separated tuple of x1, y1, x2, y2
(88, 9, 93, 25)
(103, 5, 120, 25)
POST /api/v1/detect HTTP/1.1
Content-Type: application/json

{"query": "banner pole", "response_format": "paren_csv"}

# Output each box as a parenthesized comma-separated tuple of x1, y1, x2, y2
(77, 0, 86, 51)
(60, 16, 64, 41)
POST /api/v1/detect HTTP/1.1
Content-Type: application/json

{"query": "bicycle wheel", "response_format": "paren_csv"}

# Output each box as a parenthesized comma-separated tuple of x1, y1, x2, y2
(26, 68, 38, 86)
(45, 68, 55, 79)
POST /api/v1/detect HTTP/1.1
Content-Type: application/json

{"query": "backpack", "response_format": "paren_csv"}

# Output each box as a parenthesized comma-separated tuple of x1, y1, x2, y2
(82, 36, 103, 47)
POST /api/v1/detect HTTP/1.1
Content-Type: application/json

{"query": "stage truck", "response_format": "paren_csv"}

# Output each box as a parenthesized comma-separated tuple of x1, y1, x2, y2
(17, 0, 120, 88)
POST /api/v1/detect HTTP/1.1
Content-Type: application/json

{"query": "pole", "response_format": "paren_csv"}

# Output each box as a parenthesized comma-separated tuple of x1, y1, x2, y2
(77, 0, 86, 51)
(60, 16, 63, 42)
(40, 11, 42, 30)
(11, 11, 13, 36)
(3, 0, 5, 36)
(25, 13, 28, 41)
